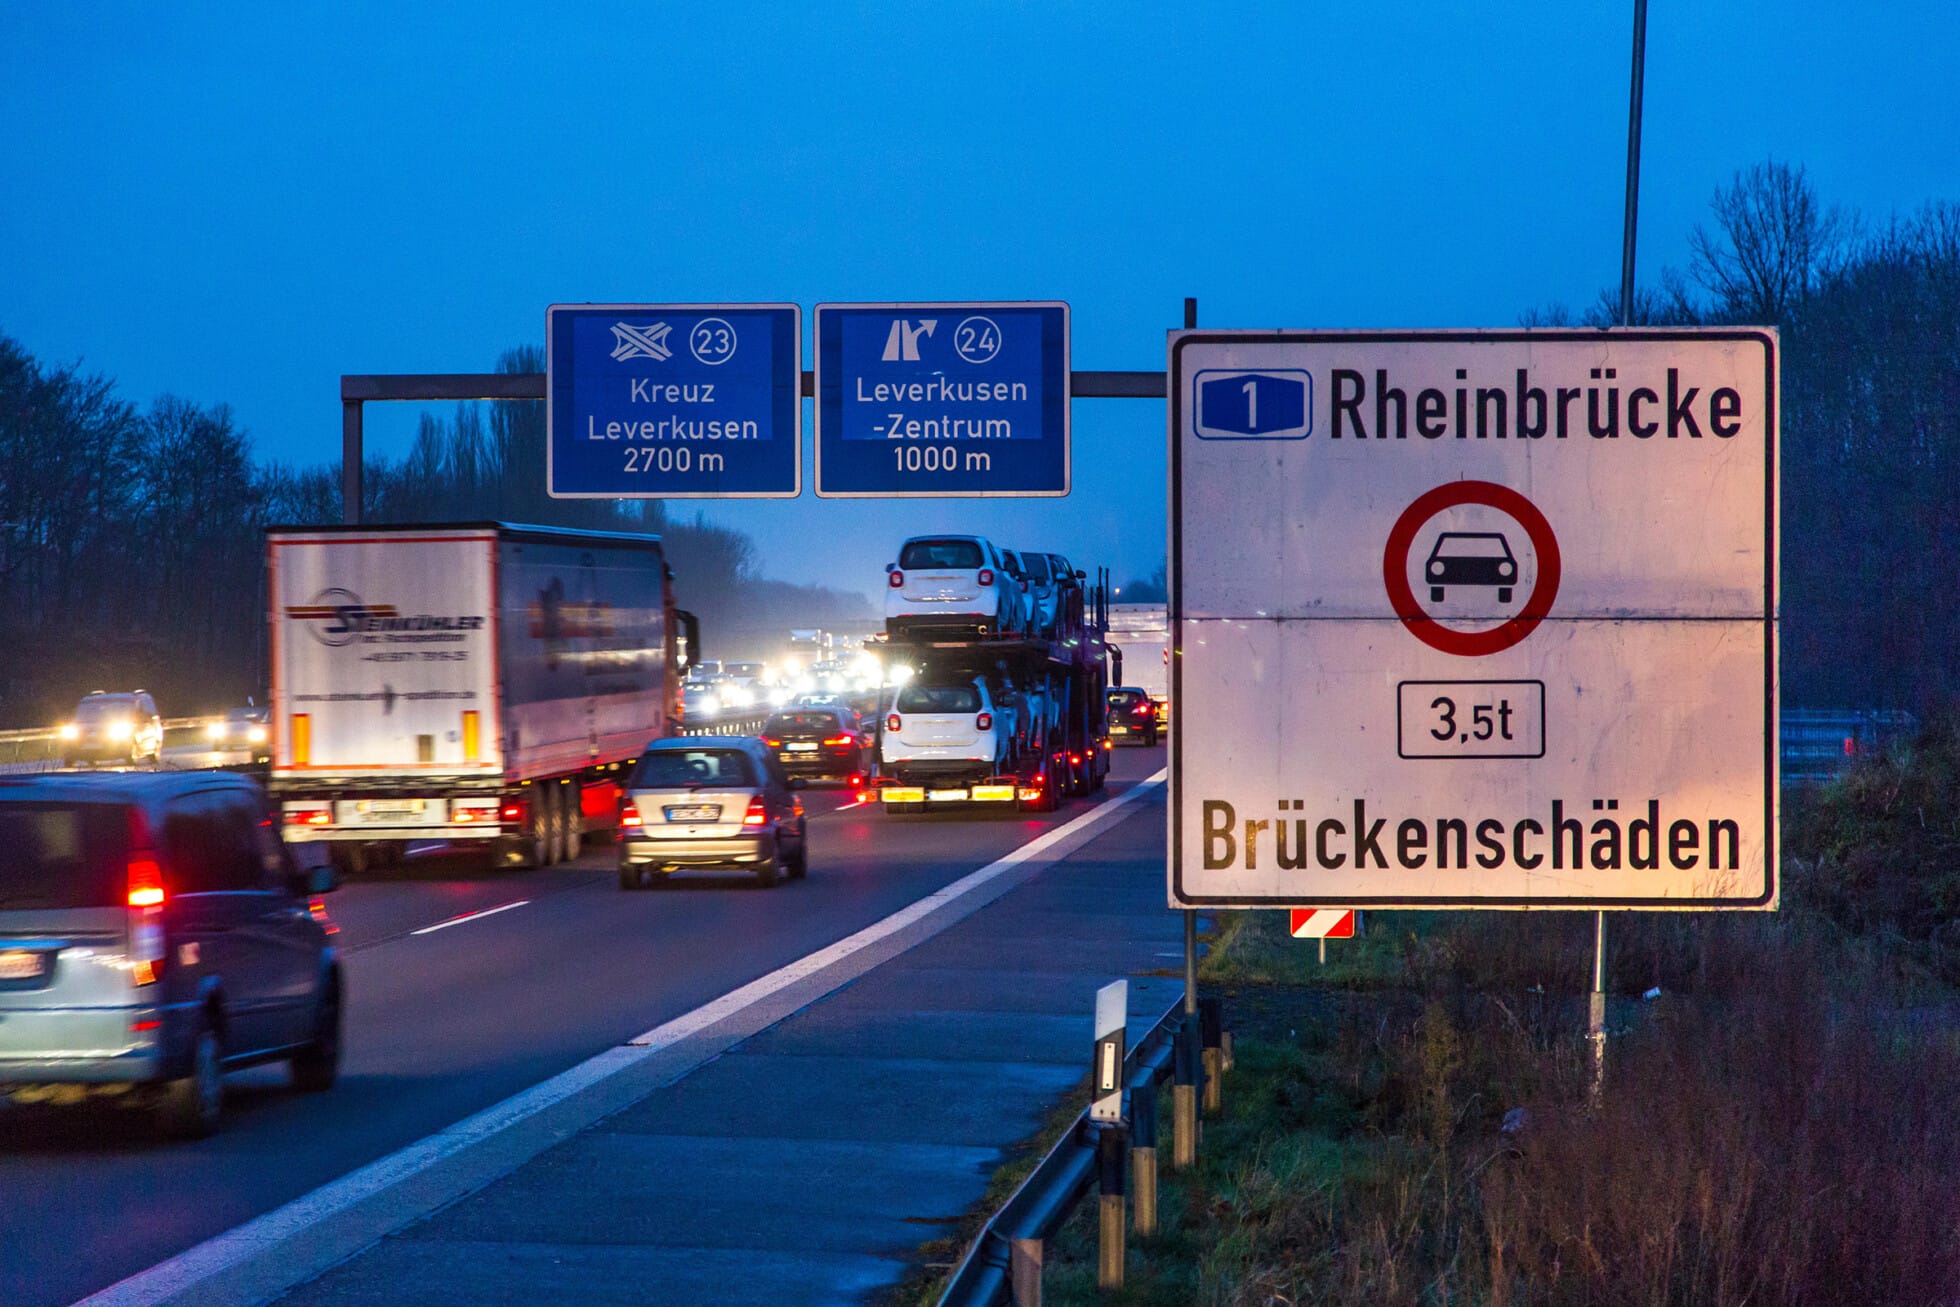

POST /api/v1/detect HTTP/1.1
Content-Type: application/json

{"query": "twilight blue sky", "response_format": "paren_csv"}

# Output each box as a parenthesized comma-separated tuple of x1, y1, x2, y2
(4, 2, 1956, 599)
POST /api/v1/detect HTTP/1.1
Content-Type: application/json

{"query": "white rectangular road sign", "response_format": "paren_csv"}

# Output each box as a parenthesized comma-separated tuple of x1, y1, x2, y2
(1170, 330, 1778, 910)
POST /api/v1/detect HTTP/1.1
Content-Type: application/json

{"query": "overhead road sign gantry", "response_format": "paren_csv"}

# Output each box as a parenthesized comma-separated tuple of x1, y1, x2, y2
(814, 301, 1070, 497)
(547, 303, 801, 499)
(1170, 329, 1779, 912)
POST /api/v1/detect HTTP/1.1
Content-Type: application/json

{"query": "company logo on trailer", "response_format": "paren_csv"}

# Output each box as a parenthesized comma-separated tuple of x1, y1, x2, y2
(286, 589, 484, 646)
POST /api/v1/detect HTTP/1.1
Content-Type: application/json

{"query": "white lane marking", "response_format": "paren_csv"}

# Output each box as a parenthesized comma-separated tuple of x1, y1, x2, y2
(833, 795, 874, 811)
(409, 900, 530, 936)
(77, 770, 1166, 1307)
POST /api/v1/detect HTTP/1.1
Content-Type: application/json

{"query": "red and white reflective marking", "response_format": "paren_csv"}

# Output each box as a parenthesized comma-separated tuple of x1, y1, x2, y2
(1288, 908, 1354, 939)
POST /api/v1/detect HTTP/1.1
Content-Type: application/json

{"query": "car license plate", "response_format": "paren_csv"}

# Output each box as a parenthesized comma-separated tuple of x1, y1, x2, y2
(787, 742, 818, 752)
(0, 950, 46, 981)
(365, 800, 423, 814)
(664, 804, 720, 822)
(1111, 725, 1129, 734)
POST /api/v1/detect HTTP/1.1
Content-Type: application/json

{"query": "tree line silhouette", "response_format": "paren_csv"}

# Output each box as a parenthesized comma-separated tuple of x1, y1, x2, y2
(2, 160, 1954, 723)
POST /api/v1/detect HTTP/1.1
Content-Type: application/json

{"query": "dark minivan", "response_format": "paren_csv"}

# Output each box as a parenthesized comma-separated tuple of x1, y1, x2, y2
(0, 771, 341, 1139)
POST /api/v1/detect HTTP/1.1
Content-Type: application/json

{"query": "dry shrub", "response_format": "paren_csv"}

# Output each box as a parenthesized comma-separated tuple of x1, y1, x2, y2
(1481, 938, 1960, 1306)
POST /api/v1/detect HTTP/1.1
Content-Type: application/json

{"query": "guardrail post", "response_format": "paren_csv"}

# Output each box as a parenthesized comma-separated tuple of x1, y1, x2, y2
(1096, 1123, 1127, 1290)
(1131, 1074, 1159, 1237)
(1010, 1237, 1042, 1306)
(1200, 996, 1224, 1117)
(1172, 1010, 1199, 1169)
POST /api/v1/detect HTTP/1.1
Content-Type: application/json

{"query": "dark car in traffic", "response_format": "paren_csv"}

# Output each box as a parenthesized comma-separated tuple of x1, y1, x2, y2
(1106, 687, 1160, 746)
(0, 771, 342, 1139)
(761, 709, 867, 785)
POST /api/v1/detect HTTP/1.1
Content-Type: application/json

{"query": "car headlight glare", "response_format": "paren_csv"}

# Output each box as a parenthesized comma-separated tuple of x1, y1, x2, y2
(59, 722, 79, 740)
(247, 726, 268, 744)
(107, 719, 134, 741)
(207, 721, 228, 740)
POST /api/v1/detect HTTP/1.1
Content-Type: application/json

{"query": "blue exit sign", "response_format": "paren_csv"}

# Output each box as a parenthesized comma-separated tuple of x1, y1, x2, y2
(814, 302, 1070, 497)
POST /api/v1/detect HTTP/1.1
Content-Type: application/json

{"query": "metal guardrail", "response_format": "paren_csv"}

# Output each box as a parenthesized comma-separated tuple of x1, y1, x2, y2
(1782, 708, 1917, 784)
(938, 997, 1186, 1307)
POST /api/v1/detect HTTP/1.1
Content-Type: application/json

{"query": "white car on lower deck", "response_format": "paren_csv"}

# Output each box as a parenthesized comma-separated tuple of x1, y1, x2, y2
(877, 677, 1013, 787)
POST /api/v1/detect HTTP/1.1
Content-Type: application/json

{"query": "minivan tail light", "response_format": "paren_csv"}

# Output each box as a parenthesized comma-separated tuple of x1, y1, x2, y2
(127, 809, 165, 984)
(978, 569, 994, 586)
(888, 570, 905, 588)
(742, 797, 768, 827)
(975, 713, 992, 730)
(126, 857, 164, 909)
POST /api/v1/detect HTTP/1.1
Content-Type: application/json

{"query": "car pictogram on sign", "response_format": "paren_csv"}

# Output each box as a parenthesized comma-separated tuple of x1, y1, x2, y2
(1425, 531, 1518, 604)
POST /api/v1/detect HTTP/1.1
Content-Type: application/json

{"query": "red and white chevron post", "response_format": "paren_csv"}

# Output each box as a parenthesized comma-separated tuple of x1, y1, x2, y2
(1288, 909, 1354, 939)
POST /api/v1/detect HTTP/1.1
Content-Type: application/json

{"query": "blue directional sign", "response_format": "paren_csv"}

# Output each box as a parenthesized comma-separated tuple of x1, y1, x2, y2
(814, 302, 1070, 497)
(547, 303, 801, 499)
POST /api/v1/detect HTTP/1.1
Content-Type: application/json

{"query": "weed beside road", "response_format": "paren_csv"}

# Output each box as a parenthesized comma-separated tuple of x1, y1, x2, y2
(1023, 715, 1960, 1305)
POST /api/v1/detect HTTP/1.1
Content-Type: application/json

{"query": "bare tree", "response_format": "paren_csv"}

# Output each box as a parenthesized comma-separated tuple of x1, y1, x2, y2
(1689, 159, 1851, 323)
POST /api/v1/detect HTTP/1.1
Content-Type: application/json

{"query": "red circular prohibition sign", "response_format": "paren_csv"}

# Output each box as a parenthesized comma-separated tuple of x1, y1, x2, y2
(1382, 480, 1562, 657)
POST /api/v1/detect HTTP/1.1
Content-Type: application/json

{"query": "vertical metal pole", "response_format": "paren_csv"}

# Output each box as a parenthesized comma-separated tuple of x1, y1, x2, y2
(341, 399, 364, 526)
(1175, 294, 1202, 1171)
(1131, 1076, 1159, 1237)
(1010, 1238, 1043, 1306)
(1619, 0, 1649, 327)
(1096, 1124, 1127, 1290)
(1596, 0, 1647, 1103)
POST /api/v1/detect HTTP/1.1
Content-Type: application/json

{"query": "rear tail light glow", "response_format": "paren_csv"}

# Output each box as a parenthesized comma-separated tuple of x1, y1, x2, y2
(847, 773, 864, 788)
(742, 797, 768, 827)
(888, 570, 905, 588)
(621, 809, 643, 828)
(285, 807, 332, 827)
(978, 569, 994, 586)
(762, 737, 783, 748)
(501, 799, 526, 823)
(975, 713, 992, 730)
(126, 858, 164, 909)
(127, 809, 164, 985)
(887, 714, 901, 733)
(823, 735, 853, 746)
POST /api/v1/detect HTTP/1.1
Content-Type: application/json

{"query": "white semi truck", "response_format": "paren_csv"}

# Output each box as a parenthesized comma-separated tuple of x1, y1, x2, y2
(1106, 602, 1169, 716)
(266, 523, 695, 872)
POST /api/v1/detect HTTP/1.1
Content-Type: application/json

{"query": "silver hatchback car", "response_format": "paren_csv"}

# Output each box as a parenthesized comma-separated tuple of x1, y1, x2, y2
(617, 738, 808, 889)
(0, 771, 341, 1139)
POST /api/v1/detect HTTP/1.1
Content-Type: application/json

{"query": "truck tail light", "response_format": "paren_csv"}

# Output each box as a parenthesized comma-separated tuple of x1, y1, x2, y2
(887, 714, 901, 733)
(888, 570, 905, 588)
(742, 797, 768, 827)
(501, 798, 526, 824)
(978, 569, 994, 586)
(975, 713, 992, 730)
(284, 807, 332, 827)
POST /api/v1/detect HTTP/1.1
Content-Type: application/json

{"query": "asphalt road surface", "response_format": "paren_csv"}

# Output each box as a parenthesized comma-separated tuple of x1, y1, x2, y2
(0, 746, 1167, 1307)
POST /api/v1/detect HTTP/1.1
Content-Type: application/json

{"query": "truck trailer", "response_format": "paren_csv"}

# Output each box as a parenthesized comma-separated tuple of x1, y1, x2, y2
(266, 523, 696, 872)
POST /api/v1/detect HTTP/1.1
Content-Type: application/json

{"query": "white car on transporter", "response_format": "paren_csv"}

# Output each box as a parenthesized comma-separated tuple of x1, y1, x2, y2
(877, 677, 1017, 810)
(884, 535, 1026, 641)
